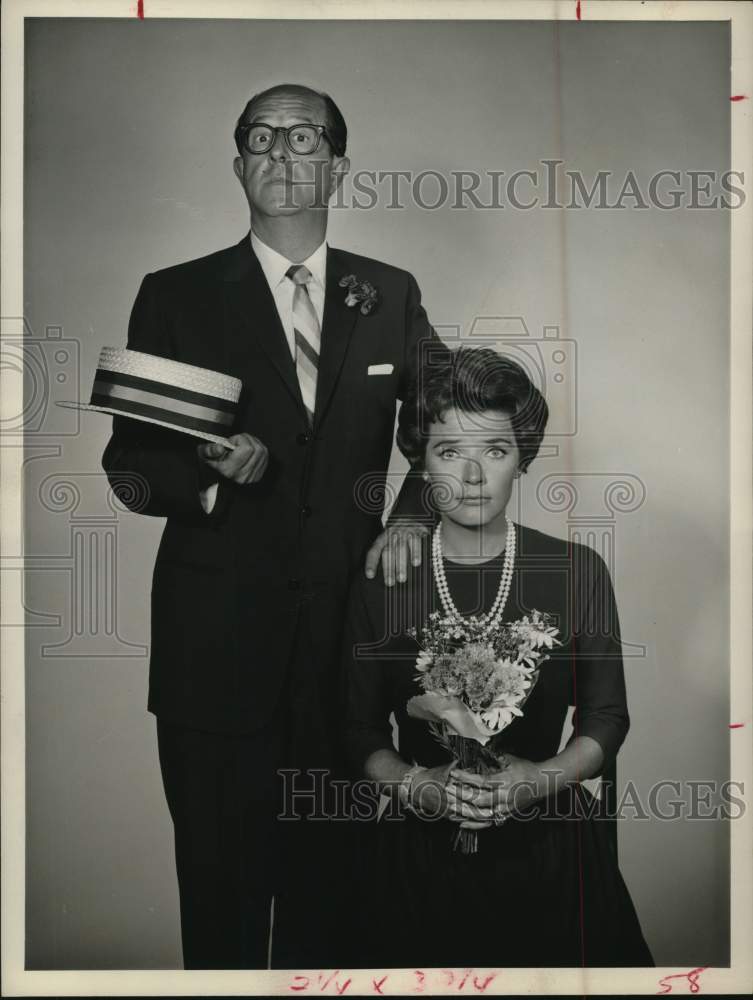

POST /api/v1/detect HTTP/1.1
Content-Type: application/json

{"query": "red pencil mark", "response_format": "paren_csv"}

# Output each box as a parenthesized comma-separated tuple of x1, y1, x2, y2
(576, 0, 582, 20)
(457, 969, 473, 989)
(289, 975, 310, 992)
(412, 970, 426, 992)
(656, 966, 709, 994)
(441, 969, 455, 987)
(137, 0, 144, 16)
(730, 95, 747, 102)
(729, 722, 745, 728)
(334, 978, 352, 996)
(567, 537, 587, 967)
(473, 974, 497, 993)
(372, 976, 388, 995)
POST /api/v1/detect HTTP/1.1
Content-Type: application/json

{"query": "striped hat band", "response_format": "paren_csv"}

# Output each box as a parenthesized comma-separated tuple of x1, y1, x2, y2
(57, 347, 243, 447)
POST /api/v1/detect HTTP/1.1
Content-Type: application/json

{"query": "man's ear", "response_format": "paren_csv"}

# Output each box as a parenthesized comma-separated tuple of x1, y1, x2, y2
(233, 156, 244, 183)
(329, 155, 350, 196)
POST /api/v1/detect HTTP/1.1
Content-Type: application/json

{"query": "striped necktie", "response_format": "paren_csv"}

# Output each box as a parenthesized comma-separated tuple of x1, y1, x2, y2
(286, 264, 320, 426)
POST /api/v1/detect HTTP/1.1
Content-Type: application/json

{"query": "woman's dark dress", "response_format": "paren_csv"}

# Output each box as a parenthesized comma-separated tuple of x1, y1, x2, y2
(343, 523, 653, 968)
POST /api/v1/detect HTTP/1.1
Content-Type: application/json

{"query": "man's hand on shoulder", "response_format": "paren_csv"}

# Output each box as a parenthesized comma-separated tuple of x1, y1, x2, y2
(364, 520, 430, 587)
(197, 432, 269, 485)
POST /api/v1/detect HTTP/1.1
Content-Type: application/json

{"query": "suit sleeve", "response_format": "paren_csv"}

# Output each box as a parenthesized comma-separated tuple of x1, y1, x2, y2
(567, 550, 630, 775)
(388, 273, 443, 524)
(101, 274, 229, 522)
(398, 273, 439, 401)
(341, 578, 397, 776)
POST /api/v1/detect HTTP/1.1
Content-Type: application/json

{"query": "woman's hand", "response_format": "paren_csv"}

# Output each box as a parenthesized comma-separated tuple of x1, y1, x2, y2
(445, 767, 497, 830)
(408, 763, 495, 828)
(449, 754, 545, 824)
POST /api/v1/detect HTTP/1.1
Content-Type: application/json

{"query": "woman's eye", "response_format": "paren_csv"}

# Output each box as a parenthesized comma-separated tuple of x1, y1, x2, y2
(487, 448, 507, 458)
(440, 449, 459, 459)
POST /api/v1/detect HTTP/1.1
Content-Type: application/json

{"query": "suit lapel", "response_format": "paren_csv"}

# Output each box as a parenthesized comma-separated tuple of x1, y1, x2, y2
(314, 247, 358, 429)
(221, 239, 358, 429)
(221, 237, 306, 418)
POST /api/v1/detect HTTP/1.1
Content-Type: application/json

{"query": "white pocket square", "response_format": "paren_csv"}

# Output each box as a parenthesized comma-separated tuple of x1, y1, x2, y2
(368, 364, 394, 375)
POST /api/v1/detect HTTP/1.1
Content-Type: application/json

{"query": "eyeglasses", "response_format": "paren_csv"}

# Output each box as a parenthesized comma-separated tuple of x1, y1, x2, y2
(235, 122, 336, 156)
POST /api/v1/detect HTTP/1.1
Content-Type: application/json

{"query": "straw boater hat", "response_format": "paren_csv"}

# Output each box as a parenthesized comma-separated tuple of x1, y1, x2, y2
(58, 347, 242, 448)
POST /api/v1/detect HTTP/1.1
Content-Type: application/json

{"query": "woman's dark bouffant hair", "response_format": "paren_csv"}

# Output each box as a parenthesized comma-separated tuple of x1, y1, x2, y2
(397, 346, 549, 473)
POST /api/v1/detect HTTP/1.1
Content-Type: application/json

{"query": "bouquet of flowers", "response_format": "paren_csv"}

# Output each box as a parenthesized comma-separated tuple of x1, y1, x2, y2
(406, 609, 559, 853)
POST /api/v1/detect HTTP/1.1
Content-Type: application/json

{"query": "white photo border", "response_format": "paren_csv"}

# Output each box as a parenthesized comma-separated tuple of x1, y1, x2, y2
(2, 0, 751, 995)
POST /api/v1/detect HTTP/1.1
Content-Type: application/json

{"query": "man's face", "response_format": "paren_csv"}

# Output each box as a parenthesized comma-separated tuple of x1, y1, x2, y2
(233, 90, 349, 218)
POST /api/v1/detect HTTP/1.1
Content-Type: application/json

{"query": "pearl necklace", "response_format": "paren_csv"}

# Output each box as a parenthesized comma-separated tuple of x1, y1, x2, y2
(432, 517, 516, 639)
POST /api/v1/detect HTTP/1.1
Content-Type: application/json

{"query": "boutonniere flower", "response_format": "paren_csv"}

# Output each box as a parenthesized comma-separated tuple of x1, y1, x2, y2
(339, 274, 380, 315)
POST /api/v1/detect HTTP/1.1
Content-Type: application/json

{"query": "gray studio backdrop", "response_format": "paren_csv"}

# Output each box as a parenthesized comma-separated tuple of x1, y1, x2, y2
(23, 18, 730, 969)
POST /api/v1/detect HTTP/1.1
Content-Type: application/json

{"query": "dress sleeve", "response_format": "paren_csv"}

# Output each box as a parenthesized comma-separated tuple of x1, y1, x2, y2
(341, 577, 397, 777)
(567, 548, 630, 775)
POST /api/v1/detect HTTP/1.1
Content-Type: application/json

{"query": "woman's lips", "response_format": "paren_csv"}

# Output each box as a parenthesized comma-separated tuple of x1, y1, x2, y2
(460, 496, 490, 505)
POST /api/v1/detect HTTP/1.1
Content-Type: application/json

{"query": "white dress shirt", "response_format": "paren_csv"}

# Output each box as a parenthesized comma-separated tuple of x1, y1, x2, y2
(200, 232, 328, 513)
(250, 230, 327, 355)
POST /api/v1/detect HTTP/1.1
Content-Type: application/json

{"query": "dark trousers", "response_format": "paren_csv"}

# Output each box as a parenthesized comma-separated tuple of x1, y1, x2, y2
(156, 606, 351, 970)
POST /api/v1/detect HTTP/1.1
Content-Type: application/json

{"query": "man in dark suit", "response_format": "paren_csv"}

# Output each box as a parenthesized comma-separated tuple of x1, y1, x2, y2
(102, 83, 438, 969)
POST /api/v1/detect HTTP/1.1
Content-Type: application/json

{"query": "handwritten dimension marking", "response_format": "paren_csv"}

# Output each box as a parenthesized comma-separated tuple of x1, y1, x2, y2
(286, 969, 498, 994)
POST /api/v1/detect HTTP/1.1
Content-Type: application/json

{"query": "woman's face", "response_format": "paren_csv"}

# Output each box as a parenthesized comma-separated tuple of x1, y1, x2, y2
(423, 407, 520, 529)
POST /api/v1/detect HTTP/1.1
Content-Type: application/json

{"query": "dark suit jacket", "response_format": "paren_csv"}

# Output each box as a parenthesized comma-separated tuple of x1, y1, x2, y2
(102, 236, 438, 735)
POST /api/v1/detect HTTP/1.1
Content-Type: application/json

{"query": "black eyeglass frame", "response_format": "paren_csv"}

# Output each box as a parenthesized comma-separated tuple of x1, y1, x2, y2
(234, 122, 340, 157)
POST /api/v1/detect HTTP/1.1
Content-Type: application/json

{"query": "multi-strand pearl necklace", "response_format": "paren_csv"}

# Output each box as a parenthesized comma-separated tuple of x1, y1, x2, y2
(432, 517, 516, 639)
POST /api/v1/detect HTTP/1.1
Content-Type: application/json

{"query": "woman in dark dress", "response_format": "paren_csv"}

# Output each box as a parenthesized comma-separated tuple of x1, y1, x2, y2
(342, 347, 653, 968)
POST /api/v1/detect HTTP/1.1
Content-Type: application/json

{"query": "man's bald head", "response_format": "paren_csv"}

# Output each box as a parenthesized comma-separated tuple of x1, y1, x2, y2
(234, 84, 347, 157)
